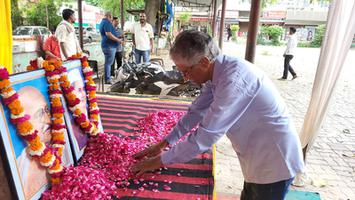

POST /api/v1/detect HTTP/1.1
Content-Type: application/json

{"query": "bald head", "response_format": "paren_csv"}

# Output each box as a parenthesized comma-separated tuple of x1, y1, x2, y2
(104, 11, 112, 21)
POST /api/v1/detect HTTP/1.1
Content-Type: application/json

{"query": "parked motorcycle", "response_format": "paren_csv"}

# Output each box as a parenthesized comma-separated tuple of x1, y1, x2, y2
(109, 55, 200, 97)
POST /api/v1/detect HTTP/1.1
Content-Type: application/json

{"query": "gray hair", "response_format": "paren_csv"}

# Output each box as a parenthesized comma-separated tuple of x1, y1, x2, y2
(104, 11, 112, 17)
(170, 30, 221, 64)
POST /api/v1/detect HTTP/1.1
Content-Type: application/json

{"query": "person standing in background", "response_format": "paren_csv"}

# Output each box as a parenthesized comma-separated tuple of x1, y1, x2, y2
(131, 12, 154, 64)
(279, 27, 298, 80)
(99, 11, 123, 84)
(55, 9, 82, 60)
(111, 16, 124, 78)
(43, 27, 61, 61)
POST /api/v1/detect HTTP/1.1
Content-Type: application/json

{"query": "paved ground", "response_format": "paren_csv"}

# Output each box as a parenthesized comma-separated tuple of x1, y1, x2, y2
(214, 42, 355, 200)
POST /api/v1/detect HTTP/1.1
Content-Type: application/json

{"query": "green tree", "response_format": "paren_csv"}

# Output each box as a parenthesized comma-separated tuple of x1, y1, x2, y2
(11, 0, 24, 29)
(230, 24, 239, 41)
(24, 0, 61, 30)
(179, 12, 192, 26)
(85, 0, 145, 20)
(260, 25, 283, 45)
(311, 24, 326, 47)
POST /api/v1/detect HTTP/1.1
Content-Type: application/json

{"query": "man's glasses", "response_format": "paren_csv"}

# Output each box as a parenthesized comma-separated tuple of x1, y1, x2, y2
(179, 59, 201, 79)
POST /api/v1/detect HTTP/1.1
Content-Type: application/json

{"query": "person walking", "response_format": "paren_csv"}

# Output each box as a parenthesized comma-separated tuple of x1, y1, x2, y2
(279, 27, 298, 80)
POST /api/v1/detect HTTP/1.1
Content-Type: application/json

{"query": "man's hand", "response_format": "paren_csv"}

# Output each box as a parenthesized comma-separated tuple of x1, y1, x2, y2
(133, 140, 168, 160)
(131, 156, 162, 176)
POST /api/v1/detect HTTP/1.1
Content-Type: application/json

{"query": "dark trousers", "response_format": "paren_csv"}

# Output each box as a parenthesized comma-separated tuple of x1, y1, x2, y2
(111, 51, 123, 77)
(282, 55, 296, 79)
(240, 177, 294, 200)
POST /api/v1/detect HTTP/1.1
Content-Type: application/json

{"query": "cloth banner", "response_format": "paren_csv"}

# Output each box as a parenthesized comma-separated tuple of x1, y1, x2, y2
(0, 0, 13, 73)
(299, 0, 355, 152)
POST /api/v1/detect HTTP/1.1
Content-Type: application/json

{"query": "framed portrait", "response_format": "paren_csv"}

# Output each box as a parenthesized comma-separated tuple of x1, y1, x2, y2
(0, 69, 75, 200)
(62, 60, 103, 162)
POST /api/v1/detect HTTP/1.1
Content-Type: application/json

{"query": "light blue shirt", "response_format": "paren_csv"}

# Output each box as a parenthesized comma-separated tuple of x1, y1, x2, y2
(161, 55, 304, 184)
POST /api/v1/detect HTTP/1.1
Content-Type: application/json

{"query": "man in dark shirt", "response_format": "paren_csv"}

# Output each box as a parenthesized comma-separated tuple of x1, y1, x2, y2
(99, 11, 122, 84)
(111, 16, 124, 77)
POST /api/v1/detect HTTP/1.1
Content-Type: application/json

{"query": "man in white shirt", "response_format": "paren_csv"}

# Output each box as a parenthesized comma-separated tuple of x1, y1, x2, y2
(131, 12, 154, 64)
(55, 9, 82, 60)
(279, 27, 298, 80)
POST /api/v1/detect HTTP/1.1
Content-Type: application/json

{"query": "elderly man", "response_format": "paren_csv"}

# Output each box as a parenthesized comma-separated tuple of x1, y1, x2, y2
(131, 12, 154, 64)
(99, 11, 123, 84)
(131, 30, 304, 200)
(55, 9, 82, 60)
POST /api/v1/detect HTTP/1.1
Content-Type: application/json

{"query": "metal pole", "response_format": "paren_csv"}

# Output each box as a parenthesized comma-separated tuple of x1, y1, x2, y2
(245, 0, 261, 63)
(218, 0, 227, 49)
(212, 0, 217, 37)
(120, 0, 124, 30)
(78, 0, 84, 49)
(46, 5, 49, 29)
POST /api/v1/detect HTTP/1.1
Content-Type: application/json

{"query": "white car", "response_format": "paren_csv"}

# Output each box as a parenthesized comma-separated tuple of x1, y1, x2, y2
(13, 26, 51, 39)
(12, 26, 51, 53)
(75, 27, 101, 43)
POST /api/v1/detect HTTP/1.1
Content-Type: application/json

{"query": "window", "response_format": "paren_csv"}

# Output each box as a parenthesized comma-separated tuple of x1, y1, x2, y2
(33, 28, 40, 35)
(13, 27, 32, 35)
(39, 28, 49, 35)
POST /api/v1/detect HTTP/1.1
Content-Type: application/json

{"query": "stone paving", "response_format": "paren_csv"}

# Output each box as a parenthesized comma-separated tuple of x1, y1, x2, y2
(214, 42, 355, 200)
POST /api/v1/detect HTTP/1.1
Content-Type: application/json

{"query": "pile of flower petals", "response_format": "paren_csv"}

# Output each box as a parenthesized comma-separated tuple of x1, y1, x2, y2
(42, 110, 186, 199)
(79, 110, 186, 183)
(41, 166, 118, 200)
(79, 133, 140, 181)
(136, 110, 185, 144)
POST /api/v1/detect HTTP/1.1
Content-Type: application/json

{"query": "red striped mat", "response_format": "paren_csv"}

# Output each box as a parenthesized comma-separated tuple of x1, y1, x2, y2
(97, 94, 214, 200)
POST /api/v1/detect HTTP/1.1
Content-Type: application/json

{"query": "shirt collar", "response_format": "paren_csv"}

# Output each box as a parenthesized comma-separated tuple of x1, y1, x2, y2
(211, 55, 224, 86)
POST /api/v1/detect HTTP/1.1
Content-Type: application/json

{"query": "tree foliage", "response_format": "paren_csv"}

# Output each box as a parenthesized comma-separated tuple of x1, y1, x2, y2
(179, 12, 192, 25)
(259, 25, 283, 45)
(24, 0, 62, 30)
(311, 24, 326, 47)
(11, 0, 24, 29)
(230, 24, 239, 41)
(85, 0, 145, 19)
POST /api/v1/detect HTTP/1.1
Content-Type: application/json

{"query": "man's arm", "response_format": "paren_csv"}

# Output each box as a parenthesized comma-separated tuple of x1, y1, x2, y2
(161, 75, 262, 165)
(150, 38, 154, 53)
(132, 74, 262, 175)
(60, 42, 69, 59)
(149, 25, 154, 52)
(105, 32, 122, 43)
(55, 25, 70, 59)
(284, 37, 292, 55)
(164, 82, 214, 146)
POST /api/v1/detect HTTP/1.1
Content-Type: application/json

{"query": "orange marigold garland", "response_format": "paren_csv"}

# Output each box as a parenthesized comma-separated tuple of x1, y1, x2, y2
(0, 65, 64, 184)
(56, 54, 100, 136)
(43, 60, 67, 161)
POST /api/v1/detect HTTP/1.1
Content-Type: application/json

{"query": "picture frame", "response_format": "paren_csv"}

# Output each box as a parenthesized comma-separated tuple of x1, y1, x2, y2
(61, 60, 103, 162)
(0, 68, 75, 200)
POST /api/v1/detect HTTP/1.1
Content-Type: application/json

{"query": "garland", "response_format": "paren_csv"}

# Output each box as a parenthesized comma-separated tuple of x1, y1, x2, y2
(0, 66, 64, 185)
(26, 59, 39, 71)
(0, 54, 101, 186)
(48, 53, 100, 136)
